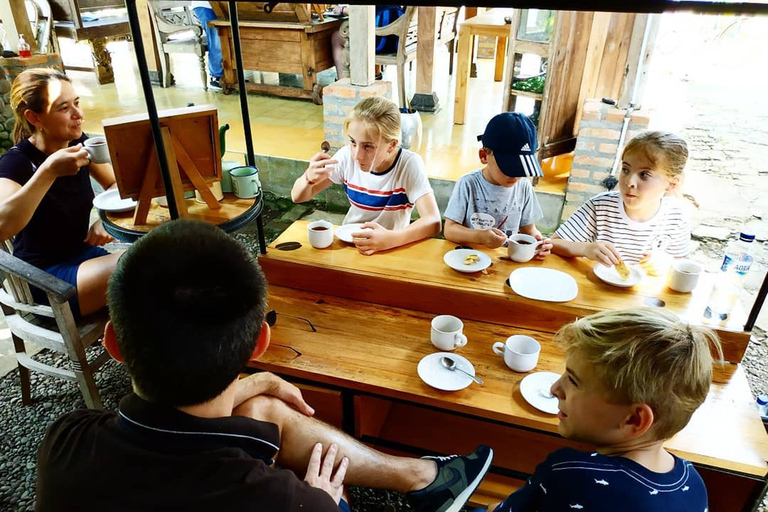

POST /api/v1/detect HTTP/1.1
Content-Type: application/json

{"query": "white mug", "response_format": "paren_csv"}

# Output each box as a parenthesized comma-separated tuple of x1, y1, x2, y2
(307, 220, 334, 249)
(430, 315, 468, 351)
(84, 136, 110, 164)
(493, 335, 540, 372)
(507, 233, 540, 262)
(668, 259, 703, 293)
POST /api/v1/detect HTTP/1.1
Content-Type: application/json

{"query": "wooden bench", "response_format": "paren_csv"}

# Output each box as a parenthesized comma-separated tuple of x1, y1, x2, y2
(49, 0, 130, 83)
(250, 220, 768, 512)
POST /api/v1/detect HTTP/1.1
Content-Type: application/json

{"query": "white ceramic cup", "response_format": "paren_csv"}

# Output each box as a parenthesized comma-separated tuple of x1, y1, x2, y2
(493, 335, 541, 372)
(507, 233, 540, 262)
(668, 259, 703, 293)
(84, 136, 110, 164)
(194, 181, 224, 203)
(430, 315, 468, 351)
(307, 220, 334, 249)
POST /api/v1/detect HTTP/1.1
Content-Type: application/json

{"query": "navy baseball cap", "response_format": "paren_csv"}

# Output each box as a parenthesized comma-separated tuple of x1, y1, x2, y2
(477, 113, 543, 178)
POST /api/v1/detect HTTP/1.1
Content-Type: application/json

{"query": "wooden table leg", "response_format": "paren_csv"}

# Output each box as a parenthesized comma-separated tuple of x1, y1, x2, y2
(218, 26, 236, 93)
(453, 26, 472, 125)
(494, 36, 507, 82)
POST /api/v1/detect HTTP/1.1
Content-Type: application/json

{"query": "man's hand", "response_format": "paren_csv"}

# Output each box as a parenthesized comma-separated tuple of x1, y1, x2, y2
(84, 219, 114, 246)
(353, 222, 395, 255)
(584, 241, 621, 267)
(305, 443, 348, 505)
(482, 228, 507, 249)
(533, 235, 552, 260)
(234, 373, 315, 416)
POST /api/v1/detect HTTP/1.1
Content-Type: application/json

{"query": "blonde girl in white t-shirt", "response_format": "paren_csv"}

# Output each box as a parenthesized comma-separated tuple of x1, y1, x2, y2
(292, 97, 441, 255)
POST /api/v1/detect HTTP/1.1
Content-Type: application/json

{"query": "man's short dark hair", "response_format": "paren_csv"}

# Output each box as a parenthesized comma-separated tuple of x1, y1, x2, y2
(108, 219, 267, 406)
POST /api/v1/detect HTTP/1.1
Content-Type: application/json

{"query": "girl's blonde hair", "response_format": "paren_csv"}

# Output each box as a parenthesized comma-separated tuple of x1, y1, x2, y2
(555, 308, 722, 441)
(343, 96, 401, 143)
(622, 131, 688, 183)
(10, 68, 71, 144)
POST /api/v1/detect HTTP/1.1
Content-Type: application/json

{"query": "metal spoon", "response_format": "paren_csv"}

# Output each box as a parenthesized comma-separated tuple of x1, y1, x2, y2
(440, 356, 483, 385)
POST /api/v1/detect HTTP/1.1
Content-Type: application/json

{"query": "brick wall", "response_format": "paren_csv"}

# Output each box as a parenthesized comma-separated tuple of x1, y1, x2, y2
(560, 99, 651, 223)
(323, 78, 393, 151)
(0, 54, 65, 155)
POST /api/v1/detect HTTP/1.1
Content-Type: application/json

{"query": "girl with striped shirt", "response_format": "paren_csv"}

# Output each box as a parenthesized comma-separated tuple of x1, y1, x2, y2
(552, 131, 690, 269)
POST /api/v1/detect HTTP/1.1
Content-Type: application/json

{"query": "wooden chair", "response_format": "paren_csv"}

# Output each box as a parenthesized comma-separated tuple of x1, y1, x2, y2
(0, 241, 109, 409)
(436, 6, 460, 75)
(374, 6, 418, 109)
(151, 3, 208, 90)
(26, 0, 55, 54)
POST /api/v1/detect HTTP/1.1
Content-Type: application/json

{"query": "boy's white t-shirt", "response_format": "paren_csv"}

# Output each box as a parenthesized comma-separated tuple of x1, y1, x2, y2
(328, 145, 433, 230)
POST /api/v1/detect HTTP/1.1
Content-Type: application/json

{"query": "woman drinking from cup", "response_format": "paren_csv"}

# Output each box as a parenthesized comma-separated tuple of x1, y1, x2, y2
(0, 68, 121, 318)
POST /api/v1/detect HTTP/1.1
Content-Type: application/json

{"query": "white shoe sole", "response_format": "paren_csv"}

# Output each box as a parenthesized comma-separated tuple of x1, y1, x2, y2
(443, 448, 494, 512)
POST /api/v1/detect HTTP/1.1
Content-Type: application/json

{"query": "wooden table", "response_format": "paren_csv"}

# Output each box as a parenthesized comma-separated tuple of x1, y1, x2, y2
(453, 8, 514, 124)
(100, 193, 261, 242)
(261, 221, 751, 363)
(211, 17, 343, 101)
(252, 221, 768, 511)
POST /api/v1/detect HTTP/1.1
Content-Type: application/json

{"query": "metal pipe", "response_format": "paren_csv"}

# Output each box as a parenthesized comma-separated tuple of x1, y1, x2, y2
(124, 0, 179, 219)
(745, 272, 768, 332)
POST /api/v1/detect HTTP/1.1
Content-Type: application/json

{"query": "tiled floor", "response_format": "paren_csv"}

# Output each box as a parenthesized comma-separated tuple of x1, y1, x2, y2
(66, 38, 567, 193)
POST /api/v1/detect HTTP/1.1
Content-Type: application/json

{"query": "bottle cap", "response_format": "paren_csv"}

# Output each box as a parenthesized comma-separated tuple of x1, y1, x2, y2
(757, 394, 768, 406)
(739, 233, 755, 243)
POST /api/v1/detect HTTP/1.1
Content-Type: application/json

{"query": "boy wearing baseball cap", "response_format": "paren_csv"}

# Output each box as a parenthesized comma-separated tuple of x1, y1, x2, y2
(444, 113, 552, 254)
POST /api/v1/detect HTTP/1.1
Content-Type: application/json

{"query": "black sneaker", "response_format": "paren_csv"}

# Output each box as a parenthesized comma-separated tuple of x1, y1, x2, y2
(406, 445, 494, 512)
(209, 78, 223, 91)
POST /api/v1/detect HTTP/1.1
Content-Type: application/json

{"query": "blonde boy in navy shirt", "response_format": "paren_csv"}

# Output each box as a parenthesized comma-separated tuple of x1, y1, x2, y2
(476, 308, 720, 512)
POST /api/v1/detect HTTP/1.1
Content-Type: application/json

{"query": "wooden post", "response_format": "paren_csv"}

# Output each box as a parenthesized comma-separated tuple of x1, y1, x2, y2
(618, 13, 660, 109)
(0, 0, 37, 52)
(136, 0, 164, 86)
(411, 7, 438, 112)
(349, 5, 375, 87)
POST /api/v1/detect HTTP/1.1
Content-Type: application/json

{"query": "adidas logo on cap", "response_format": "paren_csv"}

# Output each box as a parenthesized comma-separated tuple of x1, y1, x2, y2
(520, 143, 531, 152)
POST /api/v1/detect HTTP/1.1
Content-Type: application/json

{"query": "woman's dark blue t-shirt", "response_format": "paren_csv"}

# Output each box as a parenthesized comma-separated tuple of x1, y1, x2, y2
(0, 135, 94, 269)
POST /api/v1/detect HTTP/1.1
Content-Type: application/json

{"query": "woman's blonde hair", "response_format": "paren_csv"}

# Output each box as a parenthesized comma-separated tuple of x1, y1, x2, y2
(10, 68, 71, 144)
(343, 96, 401, 143)
(555, 308, 722, 441)
(622, 131, 688, 183)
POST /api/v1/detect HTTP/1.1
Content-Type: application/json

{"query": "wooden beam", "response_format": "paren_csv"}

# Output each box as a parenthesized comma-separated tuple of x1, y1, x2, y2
(1, 0, 38, 52)
(349, 5, 374, 87)
(415, 6, 436, 94)
(618, 13, 661, 109)
(136, 0, 163, 77)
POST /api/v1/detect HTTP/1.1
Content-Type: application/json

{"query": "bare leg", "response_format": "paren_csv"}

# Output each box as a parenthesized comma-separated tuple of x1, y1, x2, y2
(76, 251, 122, 316)
(234, 395, 437, 494)
(331, 29, 345, 80)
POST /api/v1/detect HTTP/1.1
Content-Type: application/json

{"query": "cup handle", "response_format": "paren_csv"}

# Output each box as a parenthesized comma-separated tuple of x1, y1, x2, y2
(492, 342, 505, 356)
(454, 333, 467, 348)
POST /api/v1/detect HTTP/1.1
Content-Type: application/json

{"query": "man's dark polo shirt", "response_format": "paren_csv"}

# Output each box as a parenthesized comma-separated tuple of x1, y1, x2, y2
(36, 393, 339, 511)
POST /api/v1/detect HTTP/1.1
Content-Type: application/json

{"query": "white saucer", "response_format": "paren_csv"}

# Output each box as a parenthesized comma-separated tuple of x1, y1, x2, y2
(335, 223, 372, 243)
(93, 189, 136, 212)
(509, 267, 578, 302)
(593, 263, 643, 287)
(443, 249, 492, 273)
(519, 371, 560, 414)
(417, 352, 475, 391)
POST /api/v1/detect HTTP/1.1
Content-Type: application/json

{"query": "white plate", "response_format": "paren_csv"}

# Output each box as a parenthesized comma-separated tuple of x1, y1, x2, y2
(520, 371, 560, 415)
(93, 189, 136, 212)
(509, 267, 578, 302)
(593, 263, 643, 287)
(335, 223, 372, 243)
(444, 249, 492, 273)
(417, 352, 476, 391)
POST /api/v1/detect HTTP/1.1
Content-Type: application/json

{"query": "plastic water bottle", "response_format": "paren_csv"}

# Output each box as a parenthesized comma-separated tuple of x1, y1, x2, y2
(757, 395, 768, 419)
(704, 232, 755, 322)
(17, 34, 32, 58)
